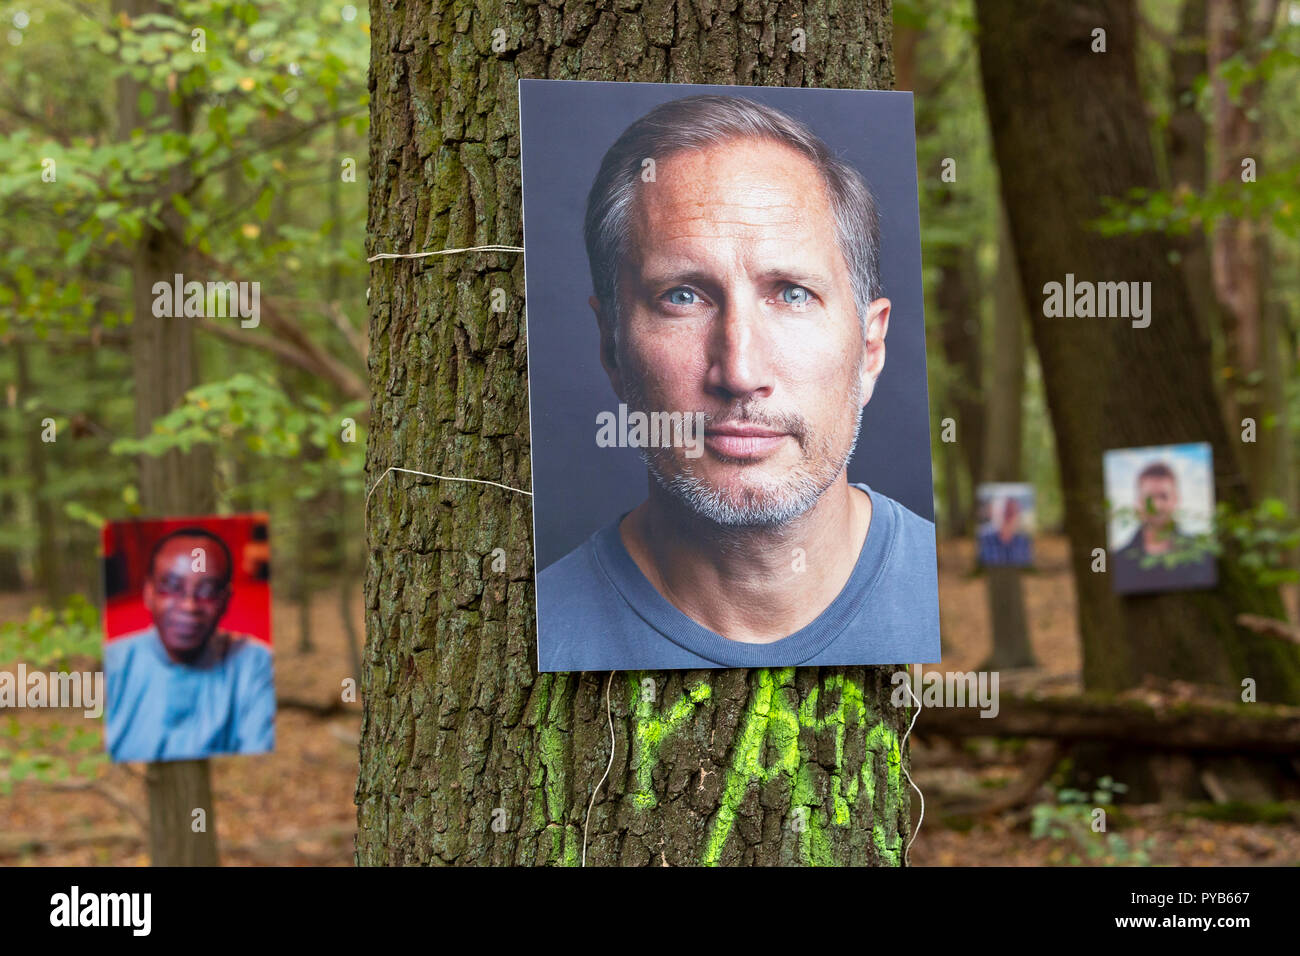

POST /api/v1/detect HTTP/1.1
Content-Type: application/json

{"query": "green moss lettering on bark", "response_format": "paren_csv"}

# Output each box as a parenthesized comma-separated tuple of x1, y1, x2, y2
(692, 670, 904, 867)
(630, 676, 713, 810)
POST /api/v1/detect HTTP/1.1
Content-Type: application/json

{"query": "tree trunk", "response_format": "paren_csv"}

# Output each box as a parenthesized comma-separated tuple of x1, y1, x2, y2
(358, 0, 912, 866)
(1207, 0, 1281, 502)
(935, 236, 983, 537)
(12, 341, 60, 602)
(117, 0, 219, 866)
(0, 468, 23, 592)
(974, 0, 1300, 703)
(981, 209, 1034, 670)
(1166, 0, 1218, 346)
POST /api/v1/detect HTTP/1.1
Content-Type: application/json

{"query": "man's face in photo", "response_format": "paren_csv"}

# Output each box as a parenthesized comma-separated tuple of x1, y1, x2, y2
(999, 497, 1021, 540)
(1137, 475, 1178, 533)
(143, 535, 232, 662)
(595, 137, 889, 527)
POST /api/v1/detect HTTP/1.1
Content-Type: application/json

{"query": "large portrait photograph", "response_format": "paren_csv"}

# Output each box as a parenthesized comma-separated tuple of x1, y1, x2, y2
(1103, 443, 1218, 596)
(101, 514, 275, 763)
(521, 80, 941, 672)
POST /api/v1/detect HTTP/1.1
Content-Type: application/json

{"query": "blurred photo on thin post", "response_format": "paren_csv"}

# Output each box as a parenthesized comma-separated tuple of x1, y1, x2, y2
(976, 482, 1035, 568)
(1103, 443, 1217, 595)
(101, 514, 275, 762)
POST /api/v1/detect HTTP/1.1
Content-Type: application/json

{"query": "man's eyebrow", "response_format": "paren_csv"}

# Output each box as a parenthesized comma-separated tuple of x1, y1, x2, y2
(635, 265, 835, 290)
(636, 268, 719, 290)
(752, 266, 834, 288)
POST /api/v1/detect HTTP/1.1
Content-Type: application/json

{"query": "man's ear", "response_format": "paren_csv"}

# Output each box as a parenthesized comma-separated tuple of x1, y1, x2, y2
(592, 295, 624, 399)
(858, 297, 891, 404)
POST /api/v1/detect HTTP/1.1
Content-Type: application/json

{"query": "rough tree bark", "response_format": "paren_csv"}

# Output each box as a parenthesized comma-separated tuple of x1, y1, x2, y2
(975, 0, 1300, 703)
(357, 0, 913, 865)
(117, 0, 219, 865)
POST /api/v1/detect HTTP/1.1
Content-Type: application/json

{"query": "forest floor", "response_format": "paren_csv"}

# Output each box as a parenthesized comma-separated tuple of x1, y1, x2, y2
(1, 534, 1297, 866)
(912, 535, 1300, 867)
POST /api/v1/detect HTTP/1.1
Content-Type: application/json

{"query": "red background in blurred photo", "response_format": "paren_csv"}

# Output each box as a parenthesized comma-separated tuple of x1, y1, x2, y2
(101, 513, 272, 646)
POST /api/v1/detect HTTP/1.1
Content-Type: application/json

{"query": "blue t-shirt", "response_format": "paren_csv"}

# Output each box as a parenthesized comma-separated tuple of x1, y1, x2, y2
(104, 626, 276, 762)
(977, 530, 1033, 567)
(537, 484, 941, 671)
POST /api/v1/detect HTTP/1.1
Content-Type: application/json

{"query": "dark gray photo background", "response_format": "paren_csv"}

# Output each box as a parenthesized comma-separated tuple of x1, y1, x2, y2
(520, 80, 935, 571)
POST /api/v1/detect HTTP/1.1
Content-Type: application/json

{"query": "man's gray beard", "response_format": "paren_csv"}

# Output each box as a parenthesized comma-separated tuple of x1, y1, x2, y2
(636, 385, 866, 529)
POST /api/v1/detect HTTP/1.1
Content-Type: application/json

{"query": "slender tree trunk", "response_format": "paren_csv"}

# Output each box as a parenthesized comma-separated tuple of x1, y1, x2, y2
(1258, 235, 1294, 516)
(12, 341, 60, 602)
(330, 120, 364, 675)
(975, 0, 1300, 703)
(0, 419, 24, 591)
(338, 520, 363, 686)
(941, 434, 963, 539)
(893, 20, 919, 92)
(981, 209, 1034, 670)
(1166, 0, 1218, 346)
(358, 0, 912, 866)
(117, 0, 218, 865)
(935, 237, 983, 537)
(1207, 0, 1280, 500)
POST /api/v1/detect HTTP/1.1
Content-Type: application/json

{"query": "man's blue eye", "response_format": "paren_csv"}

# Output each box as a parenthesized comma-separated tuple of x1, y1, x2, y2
(667, 288, 696, 306)
(782, 286, 811, 306)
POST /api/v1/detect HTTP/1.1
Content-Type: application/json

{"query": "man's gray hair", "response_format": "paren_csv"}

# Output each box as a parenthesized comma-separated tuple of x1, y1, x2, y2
(583, 94, 883, 329)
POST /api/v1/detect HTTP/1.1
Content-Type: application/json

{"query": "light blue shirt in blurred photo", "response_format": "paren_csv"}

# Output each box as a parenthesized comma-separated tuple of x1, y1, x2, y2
(103, 626, 275, 763)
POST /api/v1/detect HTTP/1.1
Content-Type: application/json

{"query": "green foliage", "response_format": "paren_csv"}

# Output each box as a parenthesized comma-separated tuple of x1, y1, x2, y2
(0, 596, 107, 795)
(1215, 498, 1300, 587)
(1097, 17, 1300, 240)
(1, 1, 368, 800)
(0, 0, 370, 597)
(110, 372, 366, 497)
(1094, 166, 1300, 240)
(0, 720, 108, 796)
(0, 595, 101, 669)
(1031, 777, 1154, 866)
(0, 0, 369, 276)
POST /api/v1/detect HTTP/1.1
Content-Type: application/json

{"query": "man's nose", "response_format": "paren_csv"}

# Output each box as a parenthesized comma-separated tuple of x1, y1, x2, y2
(705, 298, 774, 401)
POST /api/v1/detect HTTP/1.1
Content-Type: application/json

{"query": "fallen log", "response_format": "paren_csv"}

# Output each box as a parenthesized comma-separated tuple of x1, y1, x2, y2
(276, 695, 354, 717)
(0, 826, 141, 858)
(914, 694, 1300, 754)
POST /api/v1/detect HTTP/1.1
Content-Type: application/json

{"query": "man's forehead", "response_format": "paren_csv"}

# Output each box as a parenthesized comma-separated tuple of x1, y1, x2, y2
(1137, 479, 1176, 500)
(153, 536, 228, 573)
(632, 139, 834, 241)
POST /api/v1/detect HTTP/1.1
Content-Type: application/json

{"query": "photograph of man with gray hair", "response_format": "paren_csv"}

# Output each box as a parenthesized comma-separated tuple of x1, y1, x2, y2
(524, 83, 941, 671)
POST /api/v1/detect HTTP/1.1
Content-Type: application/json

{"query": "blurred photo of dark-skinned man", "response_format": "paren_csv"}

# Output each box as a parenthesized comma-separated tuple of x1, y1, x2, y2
(104, 527, 275, 762)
